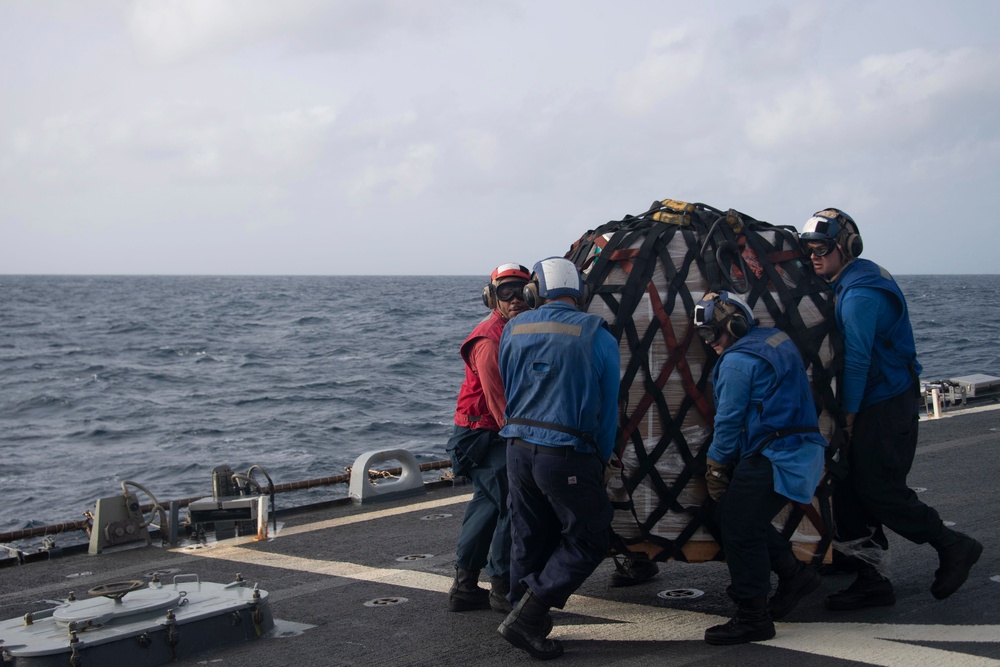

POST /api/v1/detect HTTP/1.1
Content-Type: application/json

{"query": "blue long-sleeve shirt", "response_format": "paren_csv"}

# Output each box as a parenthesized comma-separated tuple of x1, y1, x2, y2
(839, 286, 896, 413)
(707, 328, 826, 504)
(707, 351, 765, 466)
(833, 259, 921, 412)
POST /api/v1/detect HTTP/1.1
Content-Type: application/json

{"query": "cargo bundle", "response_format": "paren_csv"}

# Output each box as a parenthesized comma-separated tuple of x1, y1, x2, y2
(565, 199, 844, 565)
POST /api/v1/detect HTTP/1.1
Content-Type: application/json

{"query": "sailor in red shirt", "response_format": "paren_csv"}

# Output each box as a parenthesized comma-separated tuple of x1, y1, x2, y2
(446, 263, 530, 613)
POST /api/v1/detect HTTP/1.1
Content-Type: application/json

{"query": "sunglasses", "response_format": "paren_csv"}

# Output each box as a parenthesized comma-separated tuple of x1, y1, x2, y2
(801, 240, 836, 258)
(495, 281, 527, 302)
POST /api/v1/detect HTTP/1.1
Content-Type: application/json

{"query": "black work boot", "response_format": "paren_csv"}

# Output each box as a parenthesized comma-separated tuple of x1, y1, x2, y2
(768, 560, 821, 620)
(508, 593, 554, 637)
(609, 557, 660, 587)
(825, 562, 895, 611)
(498, 589, 563, 659)
(448, 568, 490, 612)
(704, 594, 775, 645)
(490, 576, 513, 613)
(816, 548, 859, 576)
(930, 529, 983, 600)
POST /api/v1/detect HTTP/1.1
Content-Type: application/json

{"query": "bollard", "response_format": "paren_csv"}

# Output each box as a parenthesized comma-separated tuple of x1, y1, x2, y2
(348, 449, 426, 504)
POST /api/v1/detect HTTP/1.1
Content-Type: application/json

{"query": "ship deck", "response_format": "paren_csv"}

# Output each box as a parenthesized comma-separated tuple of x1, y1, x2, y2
(2, 404, 999, 666)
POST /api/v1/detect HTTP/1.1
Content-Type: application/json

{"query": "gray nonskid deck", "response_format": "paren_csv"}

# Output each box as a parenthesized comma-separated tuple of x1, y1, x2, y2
(2, 406, 998, 666)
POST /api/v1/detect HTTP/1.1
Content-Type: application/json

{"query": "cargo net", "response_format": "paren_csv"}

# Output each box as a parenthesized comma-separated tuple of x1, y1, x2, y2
(566, 199, 844, 565)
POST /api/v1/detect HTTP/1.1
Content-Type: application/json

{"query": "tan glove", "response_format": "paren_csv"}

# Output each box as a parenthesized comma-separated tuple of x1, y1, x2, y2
(603, 452, 623, 487)
(705, 458, 731, 502)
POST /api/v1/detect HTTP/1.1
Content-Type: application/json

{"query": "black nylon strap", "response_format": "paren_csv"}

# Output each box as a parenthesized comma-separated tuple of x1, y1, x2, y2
(504, 417, 597, 448)
(566, 201, 842, 564)
(751, 425, 822, 459)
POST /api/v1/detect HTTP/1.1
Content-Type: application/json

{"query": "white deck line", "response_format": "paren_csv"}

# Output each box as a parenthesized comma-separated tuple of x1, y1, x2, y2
(920, 400, 1000, 421)
(182, 543, 1000, 666)
(276, 492, 474, 538)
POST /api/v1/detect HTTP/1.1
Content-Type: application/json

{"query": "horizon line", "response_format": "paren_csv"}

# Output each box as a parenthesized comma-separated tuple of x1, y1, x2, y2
(3, 272, 999, 278)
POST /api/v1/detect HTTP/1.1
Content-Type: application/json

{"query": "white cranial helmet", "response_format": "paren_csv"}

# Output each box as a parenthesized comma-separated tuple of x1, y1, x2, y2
(533, 257, 583, 300)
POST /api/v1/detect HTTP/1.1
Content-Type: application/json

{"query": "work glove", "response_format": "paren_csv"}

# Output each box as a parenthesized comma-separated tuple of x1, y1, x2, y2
(705, 458, 731, 502)
(603, 452, 622, 487)
(826, 425, 852, 483)
(824, 448, 850, 487)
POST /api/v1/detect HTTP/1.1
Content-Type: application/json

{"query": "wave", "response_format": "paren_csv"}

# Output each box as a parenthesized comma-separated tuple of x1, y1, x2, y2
(294, 316, 330, 325)
(3, 274, 995, 533)
(12, 394, 74, 413)
(107, 322, 151, 334)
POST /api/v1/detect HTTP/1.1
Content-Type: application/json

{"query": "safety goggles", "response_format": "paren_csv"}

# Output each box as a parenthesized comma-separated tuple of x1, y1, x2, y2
(694, 300, 725, 344)
(495, 281, 528, 302)
(801, 239, 836, 258)
(696, 324, 723, 345)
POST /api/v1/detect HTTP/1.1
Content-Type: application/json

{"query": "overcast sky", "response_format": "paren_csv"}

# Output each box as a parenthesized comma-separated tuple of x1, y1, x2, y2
(2, 1, 998, 275)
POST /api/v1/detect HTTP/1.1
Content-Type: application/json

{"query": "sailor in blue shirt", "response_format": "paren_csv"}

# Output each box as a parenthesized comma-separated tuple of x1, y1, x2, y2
(801, 208, 982, 610)
(696, 291, 826, 645)
(496, 257, 619, 660)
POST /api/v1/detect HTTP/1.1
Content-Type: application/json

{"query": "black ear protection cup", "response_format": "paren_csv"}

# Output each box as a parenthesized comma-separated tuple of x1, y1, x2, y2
(726, 312, 750, 339)
(482, 284, 497, 310)
(820, 208, 864, 261)
(715, 293, 753, 339)
(842, 224, 863, 260)
(832, 210, 863, 260)
(578, 283, 591, 309)
(522, 281, 540, 309)
(845, 233, 863, 260)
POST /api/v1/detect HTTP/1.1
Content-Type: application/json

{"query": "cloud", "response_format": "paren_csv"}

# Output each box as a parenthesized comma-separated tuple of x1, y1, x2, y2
(347, 111, 418, 143)
(348, 143, 439, 203)
(4, 1, 1000, 275)
(244, 106, 337, 167)
(612, 25, 706, 116)
(10, 111, 101, 164)
(127, 0, 321, 63)
(459, 129, 500, 171)
(611, 4, 825, 118)
(747, 46, 1000, 150)
(126, 0, 483, 64)
(7, 101, 337, 186)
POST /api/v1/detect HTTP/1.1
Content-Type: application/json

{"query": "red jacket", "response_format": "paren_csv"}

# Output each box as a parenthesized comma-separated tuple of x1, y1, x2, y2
(454, 310, 507, 431)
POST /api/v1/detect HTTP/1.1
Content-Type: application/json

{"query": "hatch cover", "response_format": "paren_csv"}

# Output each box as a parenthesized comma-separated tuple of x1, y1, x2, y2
(52, 588, 183, 626)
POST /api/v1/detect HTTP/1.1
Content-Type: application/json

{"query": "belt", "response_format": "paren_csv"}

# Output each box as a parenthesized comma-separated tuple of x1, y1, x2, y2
(510, 438, 586, 458)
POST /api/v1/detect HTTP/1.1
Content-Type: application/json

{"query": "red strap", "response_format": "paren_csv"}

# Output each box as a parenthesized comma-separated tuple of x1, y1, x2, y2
(619, 274, 713, 445)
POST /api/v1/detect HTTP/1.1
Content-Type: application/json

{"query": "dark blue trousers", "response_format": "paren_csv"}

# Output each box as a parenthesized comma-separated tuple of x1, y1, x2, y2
(718, 455, 796, 600)
(454, 433, 510, 579)
(506, 439, 612, 608)
(834, 384, 944, 549)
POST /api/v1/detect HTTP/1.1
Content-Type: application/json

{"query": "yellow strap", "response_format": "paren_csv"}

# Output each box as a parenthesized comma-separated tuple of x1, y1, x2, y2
(651, 198, 694, 225)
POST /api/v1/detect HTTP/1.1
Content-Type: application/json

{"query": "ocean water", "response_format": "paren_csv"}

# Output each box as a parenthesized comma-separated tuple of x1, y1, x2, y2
(0, 275, 482, 535)
(1, 274, 998, 535)
(898, 274, 1000, 380)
